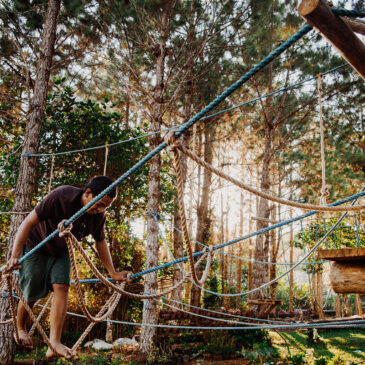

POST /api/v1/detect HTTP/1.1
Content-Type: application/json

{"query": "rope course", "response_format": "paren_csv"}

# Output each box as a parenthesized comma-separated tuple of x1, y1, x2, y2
(156, 212, 326, 266)
(0, 7, 364, 356)
(153, 191, 363, 298)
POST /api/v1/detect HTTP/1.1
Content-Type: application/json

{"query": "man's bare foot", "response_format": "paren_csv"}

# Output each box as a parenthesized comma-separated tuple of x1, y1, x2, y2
(14, 329, 33, 349)
(46, 343, 75, 359)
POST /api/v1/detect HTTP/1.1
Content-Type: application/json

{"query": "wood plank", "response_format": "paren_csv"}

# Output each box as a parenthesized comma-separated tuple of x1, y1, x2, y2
(318, 248, 365, 261)
(298, 0, 365, 81)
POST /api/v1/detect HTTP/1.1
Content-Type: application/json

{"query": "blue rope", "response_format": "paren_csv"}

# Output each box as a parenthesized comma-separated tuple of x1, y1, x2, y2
(21, 125, 180, 157)
(154, 193, 362, 297)
(129, 190, 364, 280)
(156, 212, 326, 266)
(331, 9, 365, 17)
(21, 64, 346, 158)
(0, 24, 315, 273)
(174, 25, 312, 140)
(23, 297, 365, 330)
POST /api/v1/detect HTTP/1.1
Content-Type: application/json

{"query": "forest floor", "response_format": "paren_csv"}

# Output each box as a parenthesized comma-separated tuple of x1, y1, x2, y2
(12, 328, 365, 364)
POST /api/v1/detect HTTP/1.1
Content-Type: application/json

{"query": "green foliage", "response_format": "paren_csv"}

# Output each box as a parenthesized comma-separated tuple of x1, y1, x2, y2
(315, 356, 328, 365)
(276, 281, 311, 311)
(293, 216, 365, 252)
(287, 352, 306, 365)
(242, 342, 280, 365)
(41, 83, 148, 220)
(203, 258, 222, 308)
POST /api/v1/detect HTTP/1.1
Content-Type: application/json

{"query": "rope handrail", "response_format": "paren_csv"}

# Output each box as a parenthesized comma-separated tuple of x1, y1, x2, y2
(6, 288, 365, 331)
(177, 143, 365, 212)
(128, 189, 364, 281)
(154, 188, 362, 298)
(26, 298, 365, 331)
(0, 23, 315, 273)
(155, 212, 327, 266)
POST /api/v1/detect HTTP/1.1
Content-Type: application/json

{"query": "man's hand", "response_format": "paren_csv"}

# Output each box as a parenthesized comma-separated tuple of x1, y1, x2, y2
(6, 256, 21, 272)
(110, 270, 133, 282)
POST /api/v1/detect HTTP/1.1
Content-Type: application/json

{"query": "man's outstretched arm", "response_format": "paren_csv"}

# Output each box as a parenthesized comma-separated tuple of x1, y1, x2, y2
(95, 239, 132, 281)
(7, 210, 39, 271)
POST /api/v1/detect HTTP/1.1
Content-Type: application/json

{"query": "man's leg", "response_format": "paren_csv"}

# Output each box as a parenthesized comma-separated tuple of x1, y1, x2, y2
(45, 283, 75, 359)
(16, 300, 35, 349)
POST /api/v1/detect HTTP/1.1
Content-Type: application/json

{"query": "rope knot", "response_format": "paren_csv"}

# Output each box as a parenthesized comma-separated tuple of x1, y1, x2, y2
(320, 186, 329, 205)
(163, 130, 180, 151)
(58, 219, 73, 238)
(205, 245, 214, 257)
(126, 272, 133, 282)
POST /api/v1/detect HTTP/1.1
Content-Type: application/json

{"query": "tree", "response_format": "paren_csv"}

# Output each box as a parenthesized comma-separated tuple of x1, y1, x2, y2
(0, 1, 60, 363)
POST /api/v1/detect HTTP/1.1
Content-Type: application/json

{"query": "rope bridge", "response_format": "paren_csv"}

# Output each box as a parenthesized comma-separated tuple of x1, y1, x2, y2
(0, 7, 364, 357)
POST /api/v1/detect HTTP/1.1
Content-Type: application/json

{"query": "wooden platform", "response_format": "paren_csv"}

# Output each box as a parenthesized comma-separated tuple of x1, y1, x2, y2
(318, 248, 365, 262)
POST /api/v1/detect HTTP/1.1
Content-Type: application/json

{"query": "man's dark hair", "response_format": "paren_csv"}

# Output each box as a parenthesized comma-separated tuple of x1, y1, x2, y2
(85, 176, 117, 198)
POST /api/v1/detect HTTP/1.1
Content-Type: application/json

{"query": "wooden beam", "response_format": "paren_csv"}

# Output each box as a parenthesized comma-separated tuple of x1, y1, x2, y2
(318, 247, 365, 261)
(298, 0, 365, 81)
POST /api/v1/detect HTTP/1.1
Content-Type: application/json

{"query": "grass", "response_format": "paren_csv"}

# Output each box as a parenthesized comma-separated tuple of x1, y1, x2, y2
(271, 328, 365, 363)
(14, 328, 365, 364)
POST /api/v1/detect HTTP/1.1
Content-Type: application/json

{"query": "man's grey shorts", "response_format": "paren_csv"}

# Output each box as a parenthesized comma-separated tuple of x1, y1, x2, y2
(19, 247, 71, 302)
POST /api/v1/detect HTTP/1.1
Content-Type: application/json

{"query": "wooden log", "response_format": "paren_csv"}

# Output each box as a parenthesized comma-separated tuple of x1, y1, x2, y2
(298, 0, 365, 81)
(330, 262, 365, 294)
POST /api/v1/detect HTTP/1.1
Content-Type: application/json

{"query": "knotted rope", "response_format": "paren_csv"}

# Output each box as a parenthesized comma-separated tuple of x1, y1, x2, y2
(164, 131, 214, 286)
(175, 143, 364, 212)
(28, 294, 53, 336)
(0, 269, 57, 354)
(57, 220, 188, 301)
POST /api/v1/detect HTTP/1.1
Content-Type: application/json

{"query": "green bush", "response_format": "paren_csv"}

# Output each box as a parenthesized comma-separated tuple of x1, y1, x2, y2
(315, 356, 328, 365)
(287, 352, 306, 365)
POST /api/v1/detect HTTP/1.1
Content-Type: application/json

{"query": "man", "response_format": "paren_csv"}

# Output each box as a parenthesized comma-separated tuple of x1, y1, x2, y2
(6, 176, 130, 359)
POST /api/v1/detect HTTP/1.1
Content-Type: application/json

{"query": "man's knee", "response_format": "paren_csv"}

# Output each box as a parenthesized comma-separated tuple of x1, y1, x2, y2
(52, 283, 69, 295)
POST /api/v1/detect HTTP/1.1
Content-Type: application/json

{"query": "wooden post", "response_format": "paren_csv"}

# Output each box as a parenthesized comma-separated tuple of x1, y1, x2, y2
(356, 294, 363, 316)
(298, 0, 365, 81)
(311, 271, 317, 311)
(336, 295, 342, 318)
(317, 270, 324, 319)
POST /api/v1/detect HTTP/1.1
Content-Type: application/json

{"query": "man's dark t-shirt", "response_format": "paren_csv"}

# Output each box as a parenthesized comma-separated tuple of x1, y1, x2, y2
(26, 186, 106, 257)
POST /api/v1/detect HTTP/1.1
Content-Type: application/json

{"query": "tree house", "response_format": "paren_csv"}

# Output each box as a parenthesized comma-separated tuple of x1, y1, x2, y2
(318, 248, 365, 294)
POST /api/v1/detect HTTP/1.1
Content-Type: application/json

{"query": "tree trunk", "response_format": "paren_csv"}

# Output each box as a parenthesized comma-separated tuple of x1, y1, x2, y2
(190, 122, 214, 307)
(236, 192, 244, 309)
(0, 1, 60, 363)
(139, 3, 172, 355)
(251, 126, 272, 300)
